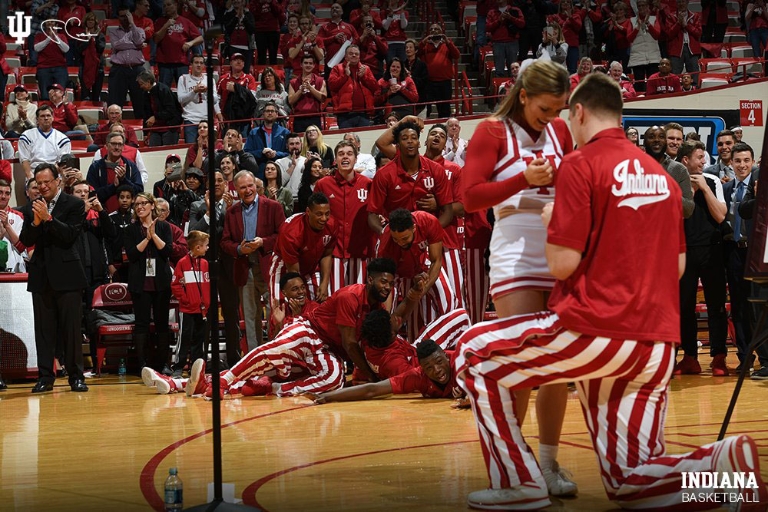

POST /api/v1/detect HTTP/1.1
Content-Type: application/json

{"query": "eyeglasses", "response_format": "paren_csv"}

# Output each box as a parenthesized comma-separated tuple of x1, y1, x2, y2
(134, 201, 151, 207)
(109, 142, 124, 147)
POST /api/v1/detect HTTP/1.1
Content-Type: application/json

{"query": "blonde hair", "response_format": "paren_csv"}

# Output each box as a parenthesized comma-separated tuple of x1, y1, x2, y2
(301, 125, 329, 157)
(187, 230, 210, 249)
(495, 60, 570, 121)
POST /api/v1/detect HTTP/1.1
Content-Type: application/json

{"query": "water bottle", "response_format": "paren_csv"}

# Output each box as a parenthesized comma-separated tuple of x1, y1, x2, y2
(164, 467, 183, 511)
(118, 359, 127, 381)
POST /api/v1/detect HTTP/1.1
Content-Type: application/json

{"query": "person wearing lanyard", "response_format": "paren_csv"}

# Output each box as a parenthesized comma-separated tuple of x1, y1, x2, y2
(124, 192, 174, 374)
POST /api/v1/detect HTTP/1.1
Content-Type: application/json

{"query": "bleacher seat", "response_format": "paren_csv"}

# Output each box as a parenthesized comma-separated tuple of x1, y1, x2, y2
(699, 58, 733, 73)
(732, 58, 763, 76)
(730, 45, 754, 58)
(699, 73, 731, 88)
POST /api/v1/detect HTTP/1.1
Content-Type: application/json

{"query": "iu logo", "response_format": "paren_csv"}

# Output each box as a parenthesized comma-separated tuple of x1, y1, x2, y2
(357, 189, 368, 202)
(422, 177, 435, 190)
(418, 240, 428, 251)
(8, 12, 32, 45)
(322, 235, 333, 246)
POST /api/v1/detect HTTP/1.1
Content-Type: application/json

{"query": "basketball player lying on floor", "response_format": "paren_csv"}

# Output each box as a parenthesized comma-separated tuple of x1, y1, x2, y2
(200, 258, 426, 399)
(306, 339, 466, 404)
(142, 271, 320, 395)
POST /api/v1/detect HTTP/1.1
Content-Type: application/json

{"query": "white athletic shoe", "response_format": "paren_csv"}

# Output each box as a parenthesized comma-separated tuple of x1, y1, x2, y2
(141, 367, 156, 388)
(186, 358, 207, 397)
(467, 485, 550, 510)
(713, 435, 768, 511)
(541, 461, 578, 497)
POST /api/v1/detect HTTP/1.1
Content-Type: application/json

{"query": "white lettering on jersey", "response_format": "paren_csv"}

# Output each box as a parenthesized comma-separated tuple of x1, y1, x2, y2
(612, 159, 670, 209)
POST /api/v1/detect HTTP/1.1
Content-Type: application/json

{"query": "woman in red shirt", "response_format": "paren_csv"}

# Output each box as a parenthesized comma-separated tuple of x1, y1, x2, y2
(375, 58, 418, 119)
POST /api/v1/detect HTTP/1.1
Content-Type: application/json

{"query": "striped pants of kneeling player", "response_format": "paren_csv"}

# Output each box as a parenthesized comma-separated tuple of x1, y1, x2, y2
(226, 320, 344, 396)
(398, 267, 457, 343)
(455, 311, 761, 509)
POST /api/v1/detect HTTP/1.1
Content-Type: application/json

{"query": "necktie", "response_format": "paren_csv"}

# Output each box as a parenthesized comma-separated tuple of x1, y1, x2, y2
(734, 181, 745, 242)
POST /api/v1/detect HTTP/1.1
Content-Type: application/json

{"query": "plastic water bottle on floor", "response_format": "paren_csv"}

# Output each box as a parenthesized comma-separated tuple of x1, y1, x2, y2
(118, 359, 127, 381)
(164, 467, 183, 511)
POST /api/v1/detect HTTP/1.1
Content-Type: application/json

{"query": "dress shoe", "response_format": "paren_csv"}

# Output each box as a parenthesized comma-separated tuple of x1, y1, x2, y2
(673, 355, 702, 375)
(711, 354, 729, 377)
(0, 375, 7, 390)
(69, 379, 89, 392)
(31, 380, 54, 393)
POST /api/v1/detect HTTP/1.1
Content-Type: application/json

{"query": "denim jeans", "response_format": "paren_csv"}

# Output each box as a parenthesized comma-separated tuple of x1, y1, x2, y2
(336, 113, 373, 129)
(492, 41, 520, 77)
(183, 123, 199, 144)
(158, 63, 189, 88)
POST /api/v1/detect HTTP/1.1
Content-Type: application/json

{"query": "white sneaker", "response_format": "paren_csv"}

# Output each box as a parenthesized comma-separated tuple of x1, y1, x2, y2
(186, 358, 207, 397)
(141, 367, 156, 388)
(467, 485, 550, 510)
(713, 435, 768, 511)
(541, 461, 578, 497)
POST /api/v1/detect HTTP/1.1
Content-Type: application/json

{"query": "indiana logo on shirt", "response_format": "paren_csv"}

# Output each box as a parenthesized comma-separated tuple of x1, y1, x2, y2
(357, 189, 368, 202)
(322, 235, 333, 246)
(422, 177, 434, 190)
(418, 240, 428, 251)
(612, 159, 670, 209)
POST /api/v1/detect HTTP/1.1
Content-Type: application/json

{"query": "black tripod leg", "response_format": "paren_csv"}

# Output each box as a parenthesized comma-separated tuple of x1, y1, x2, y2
(718, 302, 768, 440)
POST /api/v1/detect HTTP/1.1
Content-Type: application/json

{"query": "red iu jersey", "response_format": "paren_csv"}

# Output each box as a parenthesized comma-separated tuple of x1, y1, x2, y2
(307, 283, 384, 355)
(368, 154, 453, 218)
(275, 213, 337, 276)
(376, 210, 444, 279)
(434, 156, 463, 250)
(389, 349, 463, 398)
(314, 172, 372, 259)
(362, 335, 418, 379)
(547, 128, 684, 343)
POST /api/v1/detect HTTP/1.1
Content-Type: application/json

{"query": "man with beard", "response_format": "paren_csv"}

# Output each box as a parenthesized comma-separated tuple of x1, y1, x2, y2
(643, 125, 695, 218)
(202, 258, 424, 397)
(275, 133, 306, 198)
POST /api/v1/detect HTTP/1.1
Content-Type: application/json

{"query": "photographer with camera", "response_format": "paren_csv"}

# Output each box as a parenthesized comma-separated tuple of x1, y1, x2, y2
(86, 132, 144, 214)
(382, 0, 409, 62)
(359, 16, 390, 79)
(746, 0, 768, 59)
(487, 0, 525, 78)
(419, 24, 460, 119)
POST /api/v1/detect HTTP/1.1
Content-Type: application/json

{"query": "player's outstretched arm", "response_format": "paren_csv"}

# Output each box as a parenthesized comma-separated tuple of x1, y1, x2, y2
(306, 380, 394, 404)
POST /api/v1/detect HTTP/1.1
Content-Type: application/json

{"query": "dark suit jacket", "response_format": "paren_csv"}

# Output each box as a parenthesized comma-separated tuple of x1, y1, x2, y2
(189, 197, 236, 283)
(141, 82, 183, 127)
(738, 169, 761, 224)
(723, 178, 750, 241)
(19, 192, 88, 293)
(221, 196, 286, 287)
(124, 220, 174, 294)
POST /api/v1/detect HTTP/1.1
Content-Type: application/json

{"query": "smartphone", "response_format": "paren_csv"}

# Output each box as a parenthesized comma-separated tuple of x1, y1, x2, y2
(88, 189, 97, 199)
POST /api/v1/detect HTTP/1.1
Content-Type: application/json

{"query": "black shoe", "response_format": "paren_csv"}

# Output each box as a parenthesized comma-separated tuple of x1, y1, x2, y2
(161, 364, 173, 377)
(31, 380, 54, 393)
(0, 375, 7, 390)
(69, 379, 89, 392)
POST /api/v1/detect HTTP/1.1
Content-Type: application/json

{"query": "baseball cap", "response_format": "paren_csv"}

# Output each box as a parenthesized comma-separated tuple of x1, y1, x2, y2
(185, 167, 204, 179)
(166, 153, 181, 163)
(13, 84, 27, 93)
(48, 83, 65, 92)
(231, 52, 245, 61)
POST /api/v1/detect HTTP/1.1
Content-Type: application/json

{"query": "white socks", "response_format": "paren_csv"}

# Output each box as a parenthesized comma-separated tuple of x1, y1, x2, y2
(539, 444, 559, 472)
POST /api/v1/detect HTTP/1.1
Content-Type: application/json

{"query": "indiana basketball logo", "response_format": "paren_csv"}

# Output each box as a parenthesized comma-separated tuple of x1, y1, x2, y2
(422, 177, 434, 190)
(611, 159, 670, 209)
(681, 471, 760, 504)
(418, 240, 428, 251)
(8, 12, 97, 46)
(357, 189, 368, 202)
(322, 235, 333, 246)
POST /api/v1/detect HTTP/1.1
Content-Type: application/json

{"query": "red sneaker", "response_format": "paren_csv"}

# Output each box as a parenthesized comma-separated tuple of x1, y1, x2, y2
(673, 355, 702, 375)
(243, 375, 274, 397)
(186, 359, 207, 397)
(204, 376, 229, 400)
(711, 354, 730, 377)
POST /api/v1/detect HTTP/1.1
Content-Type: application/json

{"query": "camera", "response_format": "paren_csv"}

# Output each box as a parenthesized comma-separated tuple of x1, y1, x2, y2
(366, 22, 374, 28)
(166, 163, 184, 183)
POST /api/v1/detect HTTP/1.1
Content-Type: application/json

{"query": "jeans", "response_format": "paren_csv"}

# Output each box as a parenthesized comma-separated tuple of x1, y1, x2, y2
(474, 14, 488, 64)
(670, 45, 700, 85)
(148, 129, 180, 147)
(387, 42, 407, 63)
(292, 115, 322, 134)
(254, 31, 280, 65)
(427, 80, 453, 119)
(158, 63, 189, 87)
(630, 63, 659, 93)
(566, 46, 580, 74)
(747, 27, 768, 60)
(336, 112, 373, 129)
(492, 41, 519, 77)
(108, 64, 145, 113)
(183, 122, 199, 144)
(36, 67, 69, 101)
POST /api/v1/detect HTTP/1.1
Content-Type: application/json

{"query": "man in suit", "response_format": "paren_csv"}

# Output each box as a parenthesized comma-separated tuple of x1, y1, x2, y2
(722, 142, 756, 371)
(221, 171, 286, 350)
(19, 163, 89, 393)
(137, 70, 183, 147)
(189, 171, 240, 367)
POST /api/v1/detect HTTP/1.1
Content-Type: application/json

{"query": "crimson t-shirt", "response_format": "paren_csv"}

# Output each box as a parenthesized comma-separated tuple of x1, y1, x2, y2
(368, 154, 453, 218)
(314, 172, 372, 259)
(389, 350, 463, 398)
(376, 210, 444, 278)
(155, 16, 201, 65)
(362, 335, 418, 379)
(547, 128, 685, 342)
(275, 213, 337, 275)
(307, 283, 384, 355)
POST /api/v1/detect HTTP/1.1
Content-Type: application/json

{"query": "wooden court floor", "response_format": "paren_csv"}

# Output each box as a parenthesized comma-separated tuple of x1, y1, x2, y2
(2, 353, 768, 512)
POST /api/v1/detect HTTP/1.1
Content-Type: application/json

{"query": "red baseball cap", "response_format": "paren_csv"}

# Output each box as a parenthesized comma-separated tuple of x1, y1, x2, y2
(166, 153, 181, 163)
(231, 53, 245, 61)
(48, 83, 65, 92)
